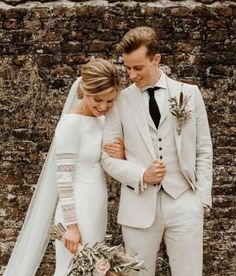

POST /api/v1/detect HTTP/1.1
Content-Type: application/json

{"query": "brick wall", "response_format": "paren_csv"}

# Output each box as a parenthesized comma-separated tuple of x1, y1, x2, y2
(0, 1, 235, 275)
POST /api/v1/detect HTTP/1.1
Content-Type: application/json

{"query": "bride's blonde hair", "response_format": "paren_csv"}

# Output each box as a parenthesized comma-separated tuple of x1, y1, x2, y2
(78, 58, 120, 98)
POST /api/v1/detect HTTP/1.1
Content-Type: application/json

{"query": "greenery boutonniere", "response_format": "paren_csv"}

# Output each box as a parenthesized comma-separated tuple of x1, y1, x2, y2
(169, 83, 192, 135)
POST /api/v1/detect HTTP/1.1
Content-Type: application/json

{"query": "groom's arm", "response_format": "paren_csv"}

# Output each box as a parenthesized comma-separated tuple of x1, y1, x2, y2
(194, 86, 213, 207)
(101, 101, 145, 194)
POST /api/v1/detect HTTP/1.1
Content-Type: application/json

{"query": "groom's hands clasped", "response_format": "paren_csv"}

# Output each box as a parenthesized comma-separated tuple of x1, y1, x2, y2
(143, 160, 166, 185)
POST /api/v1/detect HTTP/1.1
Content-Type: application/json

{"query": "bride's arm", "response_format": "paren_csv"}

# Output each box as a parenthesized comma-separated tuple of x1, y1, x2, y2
(55, 116, 82, 254)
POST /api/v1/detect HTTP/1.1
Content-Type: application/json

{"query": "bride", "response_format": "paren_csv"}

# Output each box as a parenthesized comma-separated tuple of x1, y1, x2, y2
(4, 58, 124, 276)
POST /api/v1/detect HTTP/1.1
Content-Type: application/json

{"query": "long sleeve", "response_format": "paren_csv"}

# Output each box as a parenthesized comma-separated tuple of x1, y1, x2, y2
(55, 115, 81, 225)
(102, 101, 145, 194)
(195, 86, 213, 207)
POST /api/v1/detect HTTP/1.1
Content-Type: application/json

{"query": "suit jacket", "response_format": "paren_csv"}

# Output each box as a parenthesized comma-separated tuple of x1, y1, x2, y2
(101, 73, 213, 228)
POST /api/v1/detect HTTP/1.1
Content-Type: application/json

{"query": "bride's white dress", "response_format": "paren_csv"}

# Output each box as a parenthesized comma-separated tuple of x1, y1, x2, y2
(53, 114, 107, 276)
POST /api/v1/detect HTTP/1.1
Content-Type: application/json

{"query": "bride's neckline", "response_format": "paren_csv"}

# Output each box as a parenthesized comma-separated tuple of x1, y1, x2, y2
(64, 113, 101, 119)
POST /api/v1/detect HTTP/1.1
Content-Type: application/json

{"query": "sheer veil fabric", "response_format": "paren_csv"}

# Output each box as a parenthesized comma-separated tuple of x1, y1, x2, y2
(4, 77, 81, 276)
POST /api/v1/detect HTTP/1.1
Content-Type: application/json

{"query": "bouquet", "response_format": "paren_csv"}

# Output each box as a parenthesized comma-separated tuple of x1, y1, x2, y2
(49, 223, 145, 276)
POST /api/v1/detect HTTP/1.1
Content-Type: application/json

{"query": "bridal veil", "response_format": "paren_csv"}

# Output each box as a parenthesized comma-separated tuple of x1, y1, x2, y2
(3, 77, 81, 276)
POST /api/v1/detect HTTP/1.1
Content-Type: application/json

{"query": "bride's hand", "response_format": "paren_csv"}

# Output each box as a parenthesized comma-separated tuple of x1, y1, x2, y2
(63, 224, 82, 254)
(103, 138, 125, 160)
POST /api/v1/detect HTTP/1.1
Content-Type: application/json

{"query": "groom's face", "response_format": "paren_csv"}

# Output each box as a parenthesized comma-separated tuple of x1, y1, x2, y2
(122, 45, 161, 89)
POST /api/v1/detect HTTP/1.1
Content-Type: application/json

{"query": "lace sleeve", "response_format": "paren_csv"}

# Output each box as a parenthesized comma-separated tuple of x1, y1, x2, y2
(56, 153, 78, 225)
(54, 116, 81, 226)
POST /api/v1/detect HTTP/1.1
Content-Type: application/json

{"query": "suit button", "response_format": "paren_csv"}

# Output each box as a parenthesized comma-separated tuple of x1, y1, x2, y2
(160, 156, 163, 160)
(158, 138, 162, 141)
(159, 147, 162, 150)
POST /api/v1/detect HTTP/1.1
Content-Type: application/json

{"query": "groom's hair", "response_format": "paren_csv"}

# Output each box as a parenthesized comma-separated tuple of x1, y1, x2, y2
(116, 26, 160, 59)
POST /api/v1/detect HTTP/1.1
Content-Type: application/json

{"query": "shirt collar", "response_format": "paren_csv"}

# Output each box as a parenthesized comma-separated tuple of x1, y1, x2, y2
(140, 70, 167, 92)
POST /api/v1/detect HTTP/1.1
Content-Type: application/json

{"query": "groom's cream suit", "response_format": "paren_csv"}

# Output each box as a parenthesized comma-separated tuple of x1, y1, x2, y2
(102, 73, 212, 276)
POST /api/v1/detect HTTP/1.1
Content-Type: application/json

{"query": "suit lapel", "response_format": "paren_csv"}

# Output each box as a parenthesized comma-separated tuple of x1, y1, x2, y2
(126, 87, 156, 159)
(159, 84, 169, 127)
(165, 75, 196, 185)
(165, 75, 182, 163)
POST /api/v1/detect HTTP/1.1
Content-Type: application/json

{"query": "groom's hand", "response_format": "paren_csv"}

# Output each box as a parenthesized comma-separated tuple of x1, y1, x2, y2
(143, 160, 166, 185)
(103, 138, 125, 160)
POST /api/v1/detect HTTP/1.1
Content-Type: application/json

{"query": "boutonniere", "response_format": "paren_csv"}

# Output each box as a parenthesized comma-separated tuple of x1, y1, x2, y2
(169, 83, 192, 135)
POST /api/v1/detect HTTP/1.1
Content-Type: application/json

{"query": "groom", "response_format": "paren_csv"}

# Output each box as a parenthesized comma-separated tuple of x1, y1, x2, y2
(102, 26, 213, 276)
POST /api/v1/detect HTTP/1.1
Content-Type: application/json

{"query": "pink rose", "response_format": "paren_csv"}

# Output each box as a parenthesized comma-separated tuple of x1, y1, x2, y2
(95, 259, 110, 275)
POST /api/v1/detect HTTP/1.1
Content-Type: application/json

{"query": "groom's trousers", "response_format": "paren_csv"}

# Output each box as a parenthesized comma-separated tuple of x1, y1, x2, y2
(122, 189, 204, 276)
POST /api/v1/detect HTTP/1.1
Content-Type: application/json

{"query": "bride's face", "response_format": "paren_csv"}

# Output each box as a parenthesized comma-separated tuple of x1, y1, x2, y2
(84, 87, 117, 117)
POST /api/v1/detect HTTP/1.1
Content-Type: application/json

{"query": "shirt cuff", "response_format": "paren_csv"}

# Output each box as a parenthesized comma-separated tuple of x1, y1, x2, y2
(139, 170, 148, 192)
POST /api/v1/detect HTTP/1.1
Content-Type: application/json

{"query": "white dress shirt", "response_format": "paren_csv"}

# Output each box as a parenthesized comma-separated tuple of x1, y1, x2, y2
(141, 71, 167, 116)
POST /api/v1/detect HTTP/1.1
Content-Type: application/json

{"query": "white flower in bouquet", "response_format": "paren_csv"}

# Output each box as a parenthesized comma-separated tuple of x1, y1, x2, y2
(94, 259, 110, 275)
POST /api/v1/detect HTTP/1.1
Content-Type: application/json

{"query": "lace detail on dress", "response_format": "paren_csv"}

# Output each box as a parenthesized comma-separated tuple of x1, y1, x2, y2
(57, 153, 77, 159)
(61, 204, 77, 225)
(57, 165, 74, 172)
(56, 153, 78, 225)
(58, 183, 73, 199)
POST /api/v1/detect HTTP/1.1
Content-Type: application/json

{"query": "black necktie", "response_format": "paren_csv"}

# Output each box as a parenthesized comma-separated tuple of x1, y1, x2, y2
(147, 87, 161, 129)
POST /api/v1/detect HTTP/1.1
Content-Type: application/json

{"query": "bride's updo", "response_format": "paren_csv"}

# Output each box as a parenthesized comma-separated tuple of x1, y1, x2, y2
(78, 58, 120, 98)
